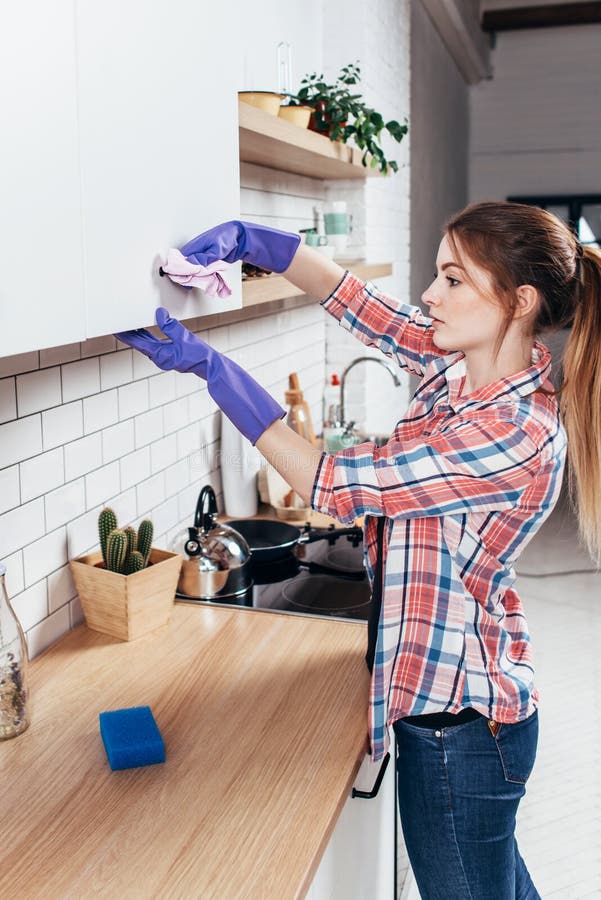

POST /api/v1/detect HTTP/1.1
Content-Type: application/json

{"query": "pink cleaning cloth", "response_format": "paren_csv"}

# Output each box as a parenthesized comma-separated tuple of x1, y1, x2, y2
(161, 249, 232, 298)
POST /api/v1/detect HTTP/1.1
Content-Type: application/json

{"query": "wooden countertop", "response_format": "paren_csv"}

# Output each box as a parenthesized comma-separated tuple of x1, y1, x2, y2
(0, 603, 370, 899)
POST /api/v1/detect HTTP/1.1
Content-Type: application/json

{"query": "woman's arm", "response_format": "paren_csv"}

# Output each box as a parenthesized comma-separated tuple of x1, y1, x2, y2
(281, 243, 347, 301)
(255, 419, 323, 506)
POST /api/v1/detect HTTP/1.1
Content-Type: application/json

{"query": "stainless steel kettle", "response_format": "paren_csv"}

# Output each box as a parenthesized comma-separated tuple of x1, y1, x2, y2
(174, 485, 253, 600)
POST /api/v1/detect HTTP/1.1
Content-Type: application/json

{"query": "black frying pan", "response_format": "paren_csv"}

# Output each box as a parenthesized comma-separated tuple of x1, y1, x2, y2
(227, 518, 363, 562)
(227, 518, 365, 581)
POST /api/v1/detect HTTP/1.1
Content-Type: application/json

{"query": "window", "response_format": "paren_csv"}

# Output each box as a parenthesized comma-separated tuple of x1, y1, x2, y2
(506, 193, 601, 249)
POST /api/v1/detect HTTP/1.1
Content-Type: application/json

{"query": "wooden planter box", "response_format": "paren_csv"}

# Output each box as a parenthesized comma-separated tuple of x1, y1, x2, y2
(69, 548, 183, 641)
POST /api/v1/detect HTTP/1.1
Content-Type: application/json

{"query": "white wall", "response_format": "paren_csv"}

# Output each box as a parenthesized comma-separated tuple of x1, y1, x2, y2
(469, 18, 601, 393)
(408, 0, 471, 396)
(237, 0, 324, 95)
(470, 20, 601, 198)
(0, 0, 412, 659)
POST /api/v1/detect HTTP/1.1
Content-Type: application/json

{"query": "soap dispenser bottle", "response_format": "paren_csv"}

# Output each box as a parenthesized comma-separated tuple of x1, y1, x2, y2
(322, 373, 341, 432)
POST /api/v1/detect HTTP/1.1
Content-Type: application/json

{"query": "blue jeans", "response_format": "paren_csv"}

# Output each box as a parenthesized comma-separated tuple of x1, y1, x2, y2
(392, 710, 540, 899)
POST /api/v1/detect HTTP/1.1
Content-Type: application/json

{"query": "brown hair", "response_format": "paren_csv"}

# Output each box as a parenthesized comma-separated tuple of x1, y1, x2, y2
(443, 200, 601, 568)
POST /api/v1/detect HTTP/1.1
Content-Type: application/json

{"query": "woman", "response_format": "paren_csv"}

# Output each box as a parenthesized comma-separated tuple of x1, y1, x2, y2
(116, 202, 601, 899)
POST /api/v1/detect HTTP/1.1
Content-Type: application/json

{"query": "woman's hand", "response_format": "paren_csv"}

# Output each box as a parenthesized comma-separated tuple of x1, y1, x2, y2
(114, 308, 285, 445)
(178, 220, 301, 273)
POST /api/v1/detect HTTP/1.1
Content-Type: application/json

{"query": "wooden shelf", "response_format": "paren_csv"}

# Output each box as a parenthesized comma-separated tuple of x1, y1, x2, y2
(238, 100, 381, 180)
(241, 261, 393, 308)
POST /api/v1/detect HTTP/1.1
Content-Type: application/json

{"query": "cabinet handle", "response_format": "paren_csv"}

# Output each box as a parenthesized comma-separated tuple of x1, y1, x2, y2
(351, 752, 390, 799)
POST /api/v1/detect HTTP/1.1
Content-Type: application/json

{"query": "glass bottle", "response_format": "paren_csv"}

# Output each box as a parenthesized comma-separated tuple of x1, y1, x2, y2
(0, 562, 30, 739)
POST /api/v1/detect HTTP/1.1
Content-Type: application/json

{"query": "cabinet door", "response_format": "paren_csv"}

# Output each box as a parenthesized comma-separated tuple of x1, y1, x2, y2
(0, 2, 85, 358)
(307, 739, 397, 899)
(76, 1, 242, 339)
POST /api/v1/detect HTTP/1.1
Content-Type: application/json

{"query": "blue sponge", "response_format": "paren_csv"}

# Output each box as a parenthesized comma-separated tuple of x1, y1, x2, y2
(99, 706, 165, 771)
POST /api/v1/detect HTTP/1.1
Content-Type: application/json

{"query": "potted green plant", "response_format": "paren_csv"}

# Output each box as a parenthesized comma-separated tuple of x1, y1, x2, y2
(69, 507, 182, 641)
(285, 62, 408, 174)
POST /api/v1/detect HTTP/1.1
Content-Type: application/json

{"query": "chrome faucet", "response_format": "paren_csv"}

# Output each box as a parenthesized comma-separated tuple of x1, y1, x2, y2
(339, 356, 401, 429)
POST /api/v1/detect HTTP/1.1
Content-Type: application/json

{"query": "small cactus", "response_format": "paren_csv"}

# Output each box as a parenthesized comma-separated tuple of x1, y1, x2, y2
(99, 507, 118, 567)
(97, 509, 155, 574)
(124, 525, 137, 560)
(106, 529, 128, 573)
(125, 550, 145, 574)
(137, 519, 154, 567)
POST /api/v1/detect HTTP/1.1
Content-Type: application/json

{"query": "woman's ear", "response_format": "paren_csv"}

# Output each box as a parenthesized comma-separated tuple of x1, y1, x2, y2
(514, 284, 539, 321)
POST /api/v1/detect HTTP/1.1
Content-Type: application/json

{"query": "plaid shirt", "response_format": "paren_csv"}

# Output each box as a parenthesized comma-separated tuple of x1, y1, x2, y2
(312, 272, 567, 762)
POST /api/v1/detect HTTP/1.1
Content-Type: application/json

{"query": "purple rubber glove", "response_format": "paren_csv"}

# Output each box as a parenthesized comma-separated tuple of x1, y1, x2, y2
(178, 220, 301, 273)
(114, 309, 285, 445)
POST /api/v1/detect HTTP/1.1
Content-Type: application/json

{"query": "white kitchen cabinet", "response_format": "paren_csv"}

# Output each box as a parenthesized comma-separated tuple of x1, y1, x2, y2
(0, 3, 242, 361)
(307, 737, 397, 899)
(0, 2, 85, 358)
(75, 1, 242, 338)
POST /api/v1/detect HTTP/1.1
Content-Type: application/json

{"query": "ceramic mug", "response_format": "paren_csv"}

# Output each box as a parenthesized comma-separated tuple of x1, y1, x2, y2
(324, 202, 353, 252)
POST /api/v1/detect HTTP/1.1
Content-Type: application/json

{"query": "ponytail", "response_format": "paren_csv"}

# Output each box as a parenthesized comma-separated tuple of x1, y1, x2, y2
(560, 245, 601, 568)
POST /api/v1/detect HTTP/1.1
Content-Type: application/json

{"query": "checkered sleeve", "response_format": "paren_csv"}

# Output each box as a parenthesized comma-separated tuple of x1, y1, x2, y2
(320, 271, 445, 376)
(311, 418, 543, 523)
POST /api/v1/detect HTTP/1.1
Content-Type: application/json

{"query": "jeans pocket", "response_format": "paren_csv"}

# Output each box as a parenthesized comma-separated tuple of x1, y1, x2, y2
(492, 710, 539, 784)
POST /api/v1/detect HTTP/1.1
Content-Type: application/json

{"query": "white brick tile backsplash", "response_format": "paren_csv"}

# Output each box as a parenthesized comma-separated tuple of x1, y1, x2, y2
(45, 479, 86, 533)
(85, 461, 120, 511)
(199, 410, 220, 447)
(149, 495, 180, 542)
(134, 407, 164, 449)
(12, 579, 48, 632)
(150, 434, 178, 474)
(23, 526, 68, 589)
(121, 447, 151, 491)
(132, 351, 160, 381)
(106, 488, 137, 537)
(165, 458, 191, 498)
(26, 603, 71, 660)
(102, 420, 135, 464)
(64, 433, 103, 482)
(118, 379, 149, 420)
(2, 550, 24, 598)
(83, 388, 120, 435)
(207, 324, 229, 353)
(177, 422, 202, 462)
(0, 377, 17, 424)
(62, 357, 101, 403)
(20, 447, 65, 503)
(40, 343, 81, 368)
(163, 397, 188, 435)
(66, 508, 100, 560)
(177, 480, 205, 524)
(0, 464, 20, 514)
(189, 445, 210, 482)
(70, 594, 84, 628)
(42, 401, 83, 451)
(136, 471, 166, 514)
(81, 335, 116, 358)
(0, 415, 43, 469)
(0, 350, 39, 379)
(149, 371, 177, 408)
(100, 347, 134, 390)
(47, 562, 77, 614)
(174, 371, 200, 400)
(187, 385, 211, 423)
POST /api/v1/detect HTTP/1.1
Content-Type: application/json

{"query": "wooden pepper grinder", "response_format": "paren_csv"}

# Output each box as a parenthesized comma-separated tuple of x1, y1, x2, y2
(285, 373, 317, 446)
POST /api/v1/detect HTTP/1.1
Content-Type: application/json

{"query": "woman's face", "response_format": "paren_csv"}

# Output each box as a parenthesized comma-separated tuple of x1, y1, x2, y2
(421, 234, 505, 355)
